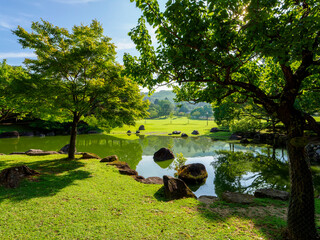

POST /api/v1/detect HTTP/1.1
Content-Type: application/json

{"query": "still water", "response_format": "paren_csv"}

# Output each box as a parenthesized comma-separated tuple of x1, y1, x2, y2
(0, 134, 290, 197)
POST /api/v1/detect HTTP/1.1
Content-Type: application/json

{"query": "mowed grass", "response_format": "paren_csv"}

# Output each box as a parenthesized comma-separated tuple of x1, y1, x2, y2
(0, 154, 292, 239)
(110, 117, 231, 138)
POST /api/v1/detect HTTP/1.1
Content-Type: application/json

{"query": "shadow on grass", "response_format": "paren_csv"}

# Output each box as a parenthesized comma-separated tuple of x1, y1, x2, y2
(0, 157, 91, 202)
(154, 186, 286, 239)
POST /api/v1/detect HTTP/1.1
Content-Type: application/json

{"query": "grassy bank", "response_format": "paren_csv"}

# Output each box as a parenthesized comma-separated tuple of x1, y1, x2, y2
(110, 117, 231, 139)
(1, 154, 318, 239)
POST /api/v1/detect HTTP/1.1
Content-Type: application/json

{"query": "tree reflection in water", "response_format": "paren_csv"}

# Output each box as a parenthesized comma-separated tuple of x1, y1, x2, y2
(212, 150, 289, 198)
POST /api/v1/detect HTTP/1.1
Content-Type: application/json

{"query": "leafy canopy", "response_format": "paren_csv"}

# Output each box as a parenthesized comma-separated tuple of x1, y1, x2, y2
(124, 0, 320, 131)
(14, 19, 149, 130)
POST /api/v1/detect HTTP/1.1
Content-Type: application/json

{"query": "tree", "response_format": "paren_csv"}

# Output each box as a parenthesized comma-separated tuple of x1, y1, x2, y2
(14, 20, 148, 159)
(124, 0, 320, 239)
(0, 60, 30, 122)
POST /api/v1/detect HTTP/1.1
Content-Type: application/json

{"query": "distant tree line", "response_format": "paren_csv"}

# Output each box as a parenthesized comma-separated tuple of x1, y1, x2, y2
(144, 91, 213, 119)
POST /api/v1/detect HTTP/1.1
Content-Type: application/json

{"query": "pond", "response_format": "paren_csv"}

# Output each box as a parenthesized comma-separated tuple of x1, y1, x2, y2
(0, 134, 291, 197)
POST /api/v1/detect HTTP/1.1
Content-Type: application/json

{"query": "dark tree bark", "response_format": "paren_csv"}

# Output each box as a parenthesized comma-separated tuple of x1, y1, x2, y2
(68, 112, 80, 159)
(284, 114, 318, 239)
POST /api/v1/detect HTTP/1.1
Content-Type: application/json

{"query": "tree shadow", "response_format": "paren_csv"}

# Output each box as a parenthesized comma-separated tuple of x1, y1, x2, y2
(0, 157, 91, 202)
(196, 198, 288, 240)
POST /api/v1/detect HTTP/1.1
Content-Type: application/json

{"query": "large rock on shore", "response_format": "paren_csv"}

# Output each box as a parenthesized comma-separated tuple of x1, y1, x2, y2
(82, 152, 101, 159)
(0, 165, 39, 188)
(100, 155, 119, 162)
(59, 144, 76, 154)
(134, 176, 163, 184)
(0, 131, 19, 138)
(163, 175, 196, 200)
(254, 188, 289, 201)
(139, 125, 145, 130)
(178, 163, 208, 184)
(25, 149, 59, 156)
(221, 191, 255, 204)
(153, 148, 174, 161)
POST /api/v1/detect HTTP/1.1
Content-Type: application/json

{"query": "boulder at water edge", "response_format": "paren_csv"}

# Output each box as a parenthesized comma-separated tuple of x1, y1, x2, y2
(0, 131, 19, 138)
(139, 125, 145, 130)
(59, 144, 76, 154)
(163, 175, 196, 200)
(191, 130, 199, 135)
(178, 163, 208, 184)
(82, 152, 101, 159)
(25, 149, 59, 156)
(153, 148, 174, 161)
(100, 155, 119, 162)
(181, 133, 188, 137)
(254, 188, 289, 201)
(221, 191, 255, 204)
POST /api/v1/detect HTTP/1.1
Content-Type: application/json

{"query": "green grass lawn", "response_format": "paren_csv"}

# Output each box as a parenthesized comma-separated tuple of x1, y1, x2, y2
(1, 154, 316, 239)
(109, 117, 231, 139)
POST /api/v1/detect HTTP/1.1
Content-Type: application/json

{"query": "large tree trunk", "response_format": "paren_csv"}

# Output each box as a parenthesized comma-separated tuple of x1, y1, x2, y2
(286, 118, 318, 239)
(68, 112, 80, 159)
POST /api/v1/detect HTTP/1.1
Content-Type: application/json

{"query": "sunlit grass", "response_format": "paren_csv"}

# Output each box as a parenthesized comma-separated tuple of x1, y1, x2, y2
(0, 154, 299, 239)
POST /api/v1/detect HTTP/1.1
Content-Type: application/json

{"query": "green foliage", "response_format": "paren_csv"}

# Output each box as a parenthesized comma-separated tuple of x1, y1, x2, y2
(0, 60, 30, 122)
(171, 152, 187, 175)
(13, 20, 149, 129)
(230, 116, 262, 133)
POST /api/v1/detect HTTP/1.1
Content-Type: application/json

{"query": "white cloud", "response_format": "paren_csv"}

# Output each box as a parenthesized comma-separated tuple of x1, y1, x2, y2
(0, 20, 14, 30)
(52, 0, 99, 4)
(0, 52, 36, 59)
(115, 42, 136, 51)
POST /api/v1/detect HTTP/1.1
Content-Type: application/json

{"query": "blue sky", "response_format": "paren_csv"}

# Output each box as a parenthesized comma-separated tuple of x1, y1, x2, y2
(0, 0, 163, 66)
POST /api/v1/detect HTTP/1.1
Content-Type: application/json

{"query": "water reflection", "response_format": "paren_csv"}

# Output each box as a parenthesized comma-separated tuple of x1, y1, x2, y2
(0, 134, 292, 197)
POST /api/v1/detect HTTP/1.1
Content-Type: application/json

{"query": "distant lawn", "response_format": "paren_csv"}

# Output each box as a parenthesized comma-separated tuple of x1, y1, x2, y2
(110, 117, 230, 139)
(0, 154, 304, 239)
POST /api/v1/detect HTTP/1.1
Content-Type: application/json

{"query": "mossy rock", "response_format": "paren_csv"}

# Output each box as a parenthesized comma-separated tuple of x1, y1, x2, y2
(82, 152, 101, 159)
(178, 163, 208, 184)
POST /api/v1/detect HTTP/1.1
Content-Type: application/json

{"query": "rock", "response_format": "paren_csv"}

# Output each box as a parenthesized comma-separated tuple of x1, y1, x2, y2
(168, 133, 172, 135)
(198, 195, 218, 205)
(181, 133, 188, 137)
(254, 188, 289, 201)
(163, 175, 196, 200)
(240, 138, 250, 144)
(0, 131, 19, 138)
(145, 177, 163, 184)
(25, 149, 59, 156)
(9, 152, 26, 155)
(0, 165, 39, 188)
(172, 131, 181, 135)
(153, 148, 175, 161)
(19, 132, 34, 137)
(118, 168, 138, 176)
(191, 130, 199, 135)
(82, 152, 101, 159)
(221, 191, 255, 204)
(134, 176, 164, 184)
(305, 142, 320, 165)
(59, 144, 76, 154)
(229, 134, 242, 140)
(210, 128, 219, 133)
(88, 130, 99, 134)
(100, 155, 119, 162)
(178, 163, 208, 184)
(139, 125, 145, 130)
(127, 130, 132, 134)
(107, 161, 137, 175)
(136, 130, 140, 134)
